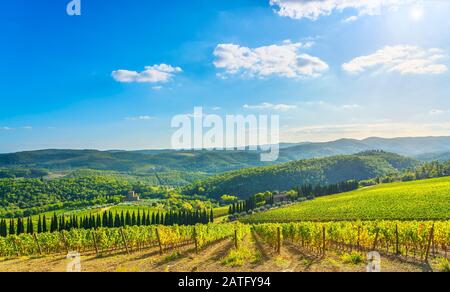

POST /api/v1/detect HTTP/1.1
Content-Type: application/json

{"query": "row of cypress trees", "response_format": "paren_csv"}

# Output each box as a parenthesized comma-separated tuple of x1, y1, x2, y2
(298, 180, 359, 198)
(0, 217, 35, 237)
(0, 209, 214, 237)
(229, 196, 258, 215)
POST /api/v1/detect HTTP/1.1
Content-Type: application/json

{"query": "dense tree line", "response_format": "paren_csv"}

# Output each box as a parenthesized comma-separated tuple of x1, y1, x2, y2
(0, 209, 214, 237)
(361, 160, 450, 186)
(297, 180, 359, 198)
(0, 168, 48, 179)
(0, 177, 134, 218)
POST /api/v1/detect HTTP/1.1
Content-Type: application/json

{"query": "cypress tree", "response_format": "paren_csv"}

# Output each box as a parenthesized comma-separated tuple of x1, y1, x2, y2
(60, 216, 66, 231)
(17, 218, 25, 235)
(164, 213, 170, 226)
(146, 213, 151, 226)
(27, 218, 34, 234)
(137, 211, 141, 226)
(131, 212, 136, 226)
(9, 219, 15, 236)
(151, 213, 156, 225)
(0, 220, 7, 237)
(108, 212, 114, 228)
(51, 213, 58, 233)
(88, 215, 93, 229)
(37, 216, 43, 234)
(126, 211, 131, 226)
(102, 212, 108, 228)
(42, 215, 48, 233)
(96, 215, 101, 229)
(141, 211, 147, 226)
(210, 209, 214, 223)
(121, 212, 125, 227)
(114, 213, 121, 228)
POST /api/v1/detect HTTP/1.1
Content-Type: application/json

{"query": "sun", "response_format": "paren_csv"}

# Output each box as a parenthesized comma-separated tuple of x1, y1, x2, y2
(410, 6, 424, 21)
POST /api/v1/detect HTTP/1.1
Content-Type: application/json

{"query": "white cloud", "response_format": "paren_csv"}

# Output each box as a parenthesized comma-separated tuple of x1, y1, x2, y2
(212, 107, 222, 111)
(0, 126, 12, 131)
(429, 109, 449, 116)
(213, 41, 329, 79)
(281, 122, 450, 142)
(112, 64, 182, 83)
(302, 101, 362, 111)
(126, 115, 155, 121)
(340, 104, 361, 110)
(342, 45, 448, 75)
(270, 0, 418, 21)
(243, 102, 298, 111)
(343, 15, 358, 23)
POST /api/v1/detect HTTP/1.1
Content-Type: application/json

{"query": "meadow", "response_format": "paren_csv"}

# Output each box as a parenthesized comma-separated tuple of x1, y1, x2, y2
(242, 177, 450, 223)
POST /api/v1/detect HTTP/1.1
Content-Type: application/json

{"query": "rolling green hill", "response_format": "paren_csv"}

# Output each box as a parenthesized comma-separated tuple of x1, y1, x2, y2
(0, 149, 269, 174)
(241, 177, 450, 222)
(416, 151, 450, 162)
(183, 151, 418, 199)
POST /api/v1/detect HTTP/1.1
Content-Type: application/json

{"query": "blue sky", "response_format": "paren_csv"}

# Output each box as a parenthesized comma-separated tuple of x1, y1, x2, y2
(1, 0, 450, 152)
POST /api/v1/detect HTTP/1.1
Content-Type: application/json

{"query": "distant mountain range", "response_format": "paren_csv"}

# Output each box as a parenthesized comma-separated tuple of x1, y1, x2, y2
(0, 136, 449, 175)
(280, 136, 450, 160)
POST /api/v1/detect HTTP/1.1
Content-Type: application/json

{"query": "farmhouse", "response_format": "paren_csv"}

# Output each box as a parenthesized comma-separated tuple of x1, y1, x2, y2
(124, 191, 140, 202)
(272, 192, 290, 203)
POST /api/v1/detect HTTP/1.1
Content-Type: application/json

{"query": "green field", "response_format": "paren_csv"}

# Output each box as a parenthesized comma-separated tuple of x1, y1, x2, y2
(242, 177, 450, 223)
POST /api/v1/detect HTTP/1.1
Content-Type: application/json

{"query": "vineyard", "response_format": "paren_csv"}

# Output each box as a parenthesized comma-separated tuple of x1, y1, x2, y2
(254, 221, 450, 262)
(0, 221, 448, 267)
(242, 177, 450, 222)
(0, 223, 248, 258)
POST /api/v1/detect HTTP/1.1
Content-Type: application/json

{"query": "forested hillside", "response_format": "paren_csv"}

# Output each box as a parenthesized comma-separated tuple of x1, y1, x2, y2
(183, 151, 418, 199)
(0, 177, 151, 217)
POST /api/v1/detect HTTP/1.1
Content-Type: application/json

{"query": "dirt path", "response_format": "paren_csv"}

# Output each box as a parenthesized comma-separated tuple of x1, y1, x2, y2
(159, 238, 235, 272)
(281, 240, 427, 272)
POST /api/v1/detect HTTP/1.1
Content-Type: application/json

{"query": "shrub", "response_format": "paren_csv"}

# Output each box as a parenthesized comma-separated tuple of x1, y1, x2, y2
(341, 252, 364, 265)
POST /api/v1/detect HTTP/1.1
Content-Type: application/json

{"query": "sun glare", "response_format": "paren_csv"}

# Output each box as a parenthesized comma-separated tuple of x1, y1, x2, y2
(410, 6, 424, 21)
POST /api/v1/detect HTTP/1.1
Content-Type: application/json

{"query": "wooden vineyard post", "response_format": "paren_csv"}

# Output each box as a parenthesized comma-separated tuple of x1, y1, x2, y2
(12, 237, 20, 257)
(33, 233, 42, 255)
(234, 229, 239, 251)
(425, 224, 435, 263)
(156, 228, 164, 255)
(322, 226, 326, 255)
(372, 229, 380, 251)
(357, 226, 361, 251)
(120, 228, 130, 255)
(61, 232, 69, 254)
(277, 227, 281, 255)
(193, 227, 199, 254)
(395, 224, 400, 255)
(91, 231, 99, 255)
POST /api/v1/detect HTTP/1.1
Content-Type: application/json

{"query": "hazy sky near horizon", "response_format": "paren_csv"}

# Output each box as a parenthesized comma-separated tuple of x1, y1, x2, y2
(1, 0, 450, 153)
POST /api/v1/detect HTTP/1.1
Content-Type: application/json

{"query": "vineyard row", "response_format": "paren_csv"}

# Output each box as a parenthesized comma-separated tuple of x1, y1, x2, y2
(0, 221, 448, 263)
